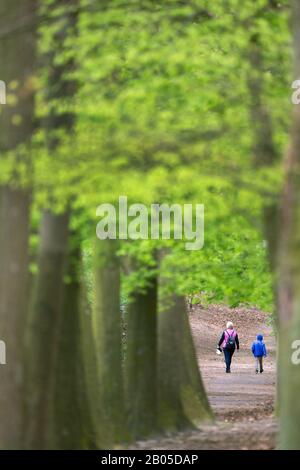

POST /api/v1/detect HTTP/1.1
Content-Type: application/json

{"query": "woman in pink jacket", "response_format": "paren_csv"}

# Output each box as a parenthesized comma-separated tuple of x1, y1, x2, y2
(218, 321, 239, 373)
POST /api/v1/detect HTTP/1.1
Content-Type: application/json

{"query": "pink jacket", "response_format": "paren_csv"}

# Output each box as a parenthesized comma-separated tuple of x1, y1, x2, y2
(221, 329, 237, 349)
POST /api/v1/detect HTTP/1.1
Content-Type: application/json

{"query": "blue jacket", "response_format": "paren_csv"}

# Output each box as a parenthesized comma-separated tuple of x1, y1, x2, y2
(252, 334, 267, 357)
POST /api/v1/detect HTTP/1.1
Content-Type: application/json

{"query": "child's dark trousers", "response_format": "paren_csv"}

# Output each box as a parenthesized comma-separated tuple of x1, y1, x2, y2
(255, 356, 263, 373)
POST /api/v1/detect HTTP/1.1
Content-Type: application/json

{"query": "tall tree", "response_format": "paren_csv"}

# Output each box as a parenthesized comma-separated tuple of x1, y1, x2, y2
(0, 0, 37, 449)
(78, 273, 101, 448)
(25, 211, 69, 448)
(158, 262, 212, 431)
(25, 0, 80, 448)
(247, 29, 279, 273)
(125, 266, 158, 439)
(92, 238, 125, 446)
(52, 238, 84, 449)
(277, 0, 300, 450)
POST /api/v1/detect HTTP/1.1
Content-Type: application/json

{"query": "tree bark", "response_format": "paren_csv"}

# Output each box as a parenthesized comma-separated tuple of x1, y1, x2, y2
(24, 0, 80, 448)
(51, 241, 84, 449)
(0, 0, 36, 449)
(25, 211, 69, 449)
(158, 294, 212, 431)
(92, 238, 125, 446)
(78, 280, 100, 448)
(0, 188, 31, 448)
(277, 0, 300, 449)
(247, 31, 279, 272)
(125, 273, 158, 439)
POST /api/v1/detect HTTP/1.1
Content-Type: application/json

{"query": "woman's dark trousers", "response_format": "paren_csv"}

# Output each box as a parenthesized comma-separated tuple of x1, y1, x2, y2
(223, 348, 234, 372)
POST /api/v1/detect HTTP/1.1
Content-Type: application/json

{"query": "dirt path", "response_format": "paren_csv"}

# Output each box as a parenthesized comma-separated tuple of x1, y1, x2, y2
(192, 305, 276, 423)
(131, 305, 278, 450)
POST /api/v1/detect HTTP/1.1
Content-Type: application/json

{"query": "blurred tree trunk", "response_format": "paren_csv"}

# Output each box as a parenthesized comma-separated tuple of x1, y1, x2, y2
(277, 0, 300, 449)
(125, 272, 158, 439)
(25, 0, 81, 448)
(78, 280, 100, 448)
(51, 239, 84, 449)
(247, 30, 281, 409)
(0, 0, 36, 449)
(25, 211, 69, 448)
(158, 293, 212, 431)
(247, 31, 279, 273)
(93, 238, 125, 446)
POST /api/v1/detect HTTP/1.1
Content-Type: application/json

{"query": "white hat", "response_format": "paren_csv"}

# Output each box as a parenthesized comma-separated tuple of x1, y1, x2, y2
(226, 321, 234, 329)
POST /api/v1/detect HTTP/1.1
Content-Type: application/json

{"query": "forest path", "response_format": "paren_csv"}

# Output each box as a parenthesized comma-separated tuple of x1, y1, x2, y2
(131, 305, 278, 450)
(192, 305, 276, 423)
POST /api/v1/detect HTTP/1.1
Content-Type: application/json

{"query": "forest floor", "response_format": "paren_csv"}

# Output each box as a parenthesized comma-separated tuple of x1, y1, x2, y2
(130, 304, 278, 450)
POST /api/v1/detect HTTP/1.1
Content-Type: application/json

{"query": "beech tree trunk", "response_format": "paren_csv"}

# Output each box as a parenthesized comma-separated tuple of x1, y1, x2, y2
(246, 18, 285, 418)
(247, 30, 279, 273)
(24, 0, 80, 448)
(92, 238, 125, 446)
(158, 294, 212, 431)
(0, 0, 36, 449)
(125, 274, 158, 439)
(25, 211, 69, 449)
(277, 0, 300, 449)
(78, 281, 99, 448)
(51, 241, 84, 449)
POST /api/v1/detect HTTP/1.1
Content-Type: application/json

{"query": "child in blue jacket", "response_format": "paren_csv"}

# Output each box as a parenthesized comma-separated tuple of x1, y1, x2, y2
(252, 334, 267, 373)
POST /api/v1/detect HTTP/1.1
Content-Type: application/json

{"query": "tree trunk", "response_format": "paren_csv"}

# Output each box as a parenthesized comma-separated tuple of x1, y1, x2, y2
(158, 294, 212, 431)
(0, 188, 31, 448)
(277, 128, 300, 447)
(125, 274, 158, 439)
(247, 31, 279, 273)
(24, 0, 80, 449)
(51, 241, 84, 449)
(92, 238, 125, 446)
(277, 0, 300, 449)
(25, 211, 69, 449)
(0, 0, 36, 449)
(78, 281, 100, 448)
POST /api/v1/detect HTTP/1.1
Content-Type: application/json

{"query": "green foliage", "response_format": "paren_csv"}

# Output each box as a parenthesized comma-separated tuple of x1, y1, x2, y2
(4, 0, 292, 310)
